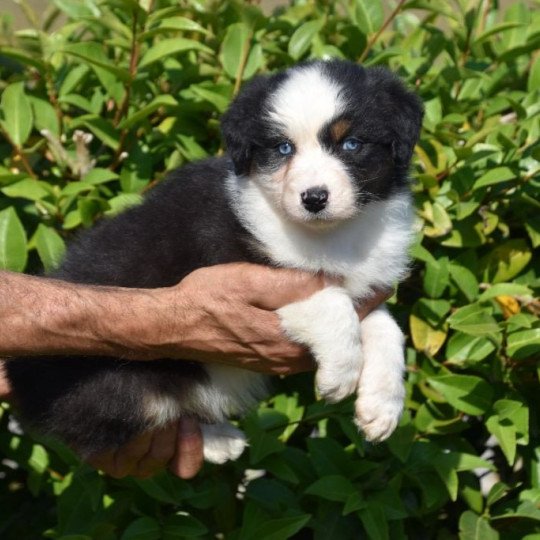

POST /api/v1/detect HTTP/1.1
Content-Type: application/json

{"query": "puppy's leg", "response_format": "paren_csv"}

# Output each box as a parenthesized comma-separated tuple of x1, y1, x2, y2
(277, 286, 361, 403)
(201, 422, 248, 464)
(355, 306, 405, 442)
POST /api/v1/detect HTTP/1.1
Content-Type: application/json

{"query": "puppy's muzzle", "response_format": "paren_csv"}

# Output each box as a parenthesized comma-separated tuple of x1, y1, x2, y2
(301, 187, 328, 213)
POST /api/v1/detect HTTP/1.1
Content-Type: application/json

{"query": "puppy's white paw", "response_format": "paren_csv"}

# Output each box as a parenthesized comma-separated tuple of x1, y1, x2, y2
(316, 364, 360, 403)
(354, 306, 406, 442)
(201, 422, 247, 464)
(278, 286, 362, 404)
(354, 388, 404, 442)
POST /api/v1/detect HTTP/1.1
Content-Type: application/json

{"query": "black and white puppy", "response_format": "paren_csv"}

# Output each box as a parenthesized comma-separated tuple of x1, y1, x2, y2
(6, 60, 423, 464)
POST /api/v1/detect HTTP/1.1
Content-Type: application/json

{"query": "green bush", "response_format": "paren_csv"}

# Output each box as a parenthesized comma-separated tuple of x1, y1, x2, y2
(1, 0, 539, 538)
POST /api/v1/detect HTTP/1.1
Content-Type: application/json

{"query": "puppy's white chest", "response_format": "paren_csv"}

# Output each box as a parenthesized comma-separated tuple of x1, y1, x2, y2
(231, 179, 414, 298)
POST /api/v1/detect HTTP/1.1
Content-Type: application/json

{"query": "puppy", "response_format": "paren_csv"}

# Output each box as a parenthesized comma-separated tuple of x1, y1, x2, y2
(6, 60, 423, 464)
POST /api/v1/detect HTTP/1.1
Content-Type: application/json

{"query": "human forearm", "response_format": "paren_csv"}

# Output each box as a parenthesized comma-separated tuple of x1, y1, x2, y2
(0, 270, 162, 359)
(0, 265, 390, 373)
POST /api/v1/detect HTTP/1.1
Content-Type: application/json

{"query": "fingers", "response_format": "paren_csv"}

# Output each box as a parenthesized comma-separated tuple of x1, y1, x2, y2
(242, 266, 340, 310)
(169, 418, 204, 479)
(87, 430, 153, 479)
(87, 419, 205, 480)
(355, 287, 394, 319)
(134, 422, 179, 478)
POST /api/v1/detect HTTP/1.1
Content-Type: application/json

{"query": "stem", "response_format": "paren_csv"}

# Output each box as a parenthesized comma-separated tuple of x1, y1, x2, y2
(0, 126, 37, 179)
(110, 11, 142, 170)
(233, 30, 254, 96)
(358, 0, 407, 64)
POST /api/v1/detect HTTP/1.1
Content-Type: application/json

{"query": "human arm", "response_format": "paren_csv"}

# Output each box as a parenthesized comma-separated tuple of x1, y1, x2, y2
(0, 264, 391, 375)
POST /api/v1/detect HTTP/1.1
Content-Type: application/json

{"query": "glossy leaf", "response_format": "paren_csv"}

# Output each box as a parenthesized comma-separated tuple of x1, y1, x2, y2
(428, 375, 494, 415)
(0, 82, 33, 147)
(0, 207, 28, 271)
(288, 20, 323, 59)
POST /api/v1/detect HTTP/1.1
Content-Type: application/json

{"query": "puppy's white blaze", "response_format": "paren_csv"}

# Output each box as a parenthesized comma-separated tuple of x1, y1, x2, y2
(280, 146, 358, 222)
(268, 65, 344, 144)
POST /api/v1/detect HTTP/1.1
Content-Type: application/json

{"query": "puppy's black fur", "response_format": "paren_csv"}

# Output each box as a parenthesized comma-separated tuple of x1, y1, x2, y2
(6, 60, 423, 457)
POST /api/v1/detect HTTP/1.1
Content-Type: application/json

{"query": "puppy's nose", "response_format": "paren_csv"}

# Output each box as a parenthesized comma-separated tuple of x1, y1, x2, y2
(301, 187, 328, 213)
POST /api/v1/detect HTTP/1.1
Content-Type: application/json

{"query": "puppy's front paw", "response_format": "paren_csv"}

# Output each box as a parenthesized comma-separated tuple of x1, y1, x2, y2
(201, 422, 247, 464)
(316, 359, 360, 403)
(354, 383, 405, 442)
(278, 286, 362, 404)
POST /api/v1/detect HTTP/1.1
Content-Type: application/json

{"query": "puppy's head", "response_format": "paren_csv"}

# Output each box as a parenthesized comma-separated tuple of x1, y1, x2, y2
(221, 60, 423, 228)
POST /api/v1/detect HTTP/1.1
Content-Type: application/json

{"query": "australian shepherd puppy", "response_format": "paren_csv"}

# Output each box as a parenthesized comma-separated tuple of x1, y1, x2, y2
(6, 60, 423, 464)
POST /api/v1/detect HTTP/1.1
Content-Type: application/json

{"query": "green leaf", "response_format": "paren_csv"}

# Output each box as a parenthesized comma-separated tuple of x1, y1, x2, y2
(459, 511, 499, 540)
(1, 179, 51, 201)
(446, 333, 496, 365)
(29, 96, 60, 137)
(28, 443, 49, 474)
(479, 283, 532, 301)
(34, 224, 66, 273)
(473, 167, 516, 190)
(120, 517, 161, 540)
(305, 475, 356, 502)
(507, 329, 540, 359)
(188, 85, 230, 113)
(119, 95, 178, 129)
(243, 514, 311, 540)
(424, 257, 449, 298)
(162, 514, 208, 539)
(481, 240, 532, 283)
(220, 22, 252, 79)
(448, 304, 500, 336)
(142, 16, 209, 39)
(428, 375, 494, 415)
(358, 504, 388, 540)
(104, 194, 143, 216)
(486, 414, 517, 465)
(82, 168, 119, 185)
(524, 216, 540, 248)
(0, 207, 28, 272)
(449, 263, 479, 302)
(474, 22, 524, 44)
(62, 42, 130, 83)
(53, 0, 101, 18)
(139, 38, 212, 69)
(486, 482, 510, 507)
(0, 82, 33, 147)
(528, 54, 540, 91)
(288, 20, 323, 60)
(354, 0, 384, 34)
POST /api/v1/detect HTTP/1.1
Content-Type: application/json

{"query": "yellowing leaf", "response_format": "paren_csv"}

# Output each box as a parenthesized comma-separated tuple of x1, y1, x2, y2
(495, 295, 520, 318)
(410, 313, 447, 356)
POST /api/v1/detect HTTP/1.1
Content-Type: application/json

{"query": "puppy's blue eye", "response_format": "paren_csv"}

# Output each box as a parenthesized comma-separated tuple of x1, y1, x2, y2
(342, 137, 361, 151)
(278, 141, 293, 155)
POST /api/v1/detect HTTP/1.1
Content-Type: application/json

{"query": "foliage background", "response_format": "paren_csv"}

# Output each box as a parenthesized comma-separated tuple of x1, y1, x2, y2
(0, 0, 539, 538)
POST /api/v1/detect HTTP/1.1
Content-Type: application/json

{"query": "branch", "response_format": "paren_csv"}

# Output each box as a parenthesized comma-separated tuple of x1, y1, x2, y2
(358, 0, 407, 64)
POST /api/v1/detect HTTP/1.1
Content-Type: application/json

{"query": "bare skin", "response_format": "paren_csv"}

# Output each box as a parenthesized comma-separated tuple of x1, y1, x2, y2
(0, 263, 391, 478)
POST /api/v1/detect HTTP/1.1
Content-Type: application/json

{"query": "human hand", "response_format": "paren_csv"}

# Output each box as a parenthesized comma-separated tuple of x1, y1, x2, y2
(87, 418, 203, 479)
(141, 263, 392, 375)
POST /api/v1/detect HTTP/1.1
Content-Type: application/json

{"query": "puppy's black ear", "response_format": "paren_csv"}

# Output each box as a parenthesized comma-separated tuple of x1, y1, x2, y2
(365, 67, 424, 172)
(221, 75, 275, 176)
(391, 90, 424, 169)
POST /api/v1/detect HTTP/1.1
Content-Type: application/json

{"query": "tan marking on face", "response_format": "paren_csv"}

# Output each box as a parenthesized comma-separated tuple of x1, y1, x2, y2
(330, 119, 351, 142)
